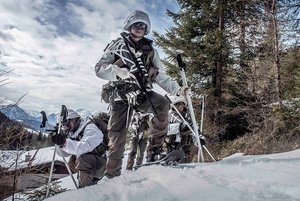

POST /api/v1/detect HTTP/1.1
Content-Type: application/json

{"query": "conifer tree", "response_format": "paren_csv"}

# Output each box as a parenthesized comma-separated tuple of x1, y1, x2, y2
(153, 0, 263, 140)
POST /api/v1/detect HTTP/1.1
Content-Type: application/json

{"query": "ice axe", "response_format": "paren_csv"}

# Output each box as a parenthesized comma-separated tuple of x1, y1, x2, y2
(176, 54, 204, 162)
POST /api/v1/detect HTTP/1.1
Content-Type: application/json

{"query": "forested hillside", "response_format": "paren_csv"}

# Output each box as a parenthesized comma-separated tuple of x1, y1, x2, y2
(153, 0, 300, 160)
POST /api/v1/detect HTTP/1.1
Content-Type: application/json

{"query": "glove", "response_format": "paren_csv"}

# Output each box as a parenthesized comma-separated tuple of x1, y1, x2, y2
(51, 134, 67, 147)
(111, 64, 131, 79)
(191, 133, 206, 146)
(177, 86, 191, 96)
(200, 137, 206, 146)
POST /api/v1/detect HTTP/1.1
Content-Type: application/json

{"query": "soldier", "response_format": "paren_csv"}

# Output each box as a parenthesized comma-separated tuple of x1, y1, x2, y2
(95, 10, 188, 178)
(51, 109, 106, 187)
(165, 96, 193, 163)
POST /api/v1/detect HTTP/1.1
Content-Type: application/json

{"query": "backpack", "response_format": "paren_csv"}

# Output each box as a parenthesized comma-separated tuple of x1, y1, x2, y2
(75, 112, 110, 156)
(89, 112, 110, 148)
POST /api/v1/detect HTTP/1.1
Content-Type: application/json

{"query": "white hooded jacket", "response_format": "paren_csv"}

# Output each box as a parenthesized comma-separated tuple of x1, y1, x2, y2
(95, 35, 181, 96)
(58, 119, 104, 157)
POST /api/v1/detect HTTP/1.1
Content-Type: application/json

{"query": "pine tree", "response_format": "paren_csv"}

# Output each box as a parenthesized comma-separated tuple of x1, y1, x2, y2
(153, 0, 264, 140)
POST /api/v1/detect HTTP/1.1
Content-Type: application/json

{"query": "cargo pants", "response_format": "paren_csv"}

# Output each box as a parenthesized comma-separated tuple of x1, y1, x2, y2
(105, 91, 169, 178)
(126, 135, 148, 170)
(76, 153, 106, 188)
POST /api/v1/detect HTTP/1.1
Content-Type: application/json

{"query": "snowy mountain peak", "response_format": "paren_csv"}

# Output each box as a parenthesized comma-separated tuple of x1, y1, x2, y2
(75, 108, 92, 119)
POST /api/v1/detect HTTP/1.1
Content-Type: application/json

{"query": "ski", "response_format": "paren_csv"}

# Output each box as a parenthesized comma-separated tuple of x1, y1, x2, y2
(133, 150, 185, 170)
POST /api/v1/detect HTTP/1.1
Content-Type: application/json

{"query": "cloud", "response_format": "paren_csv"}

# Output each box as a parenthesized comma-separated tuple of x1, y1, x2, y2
(0, 0, 179, 114)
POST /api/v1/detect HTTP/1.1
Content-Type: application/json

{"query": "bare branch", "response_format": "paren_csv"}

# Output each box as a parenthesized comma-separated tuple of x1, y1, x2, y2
(15, 93, 29, 106)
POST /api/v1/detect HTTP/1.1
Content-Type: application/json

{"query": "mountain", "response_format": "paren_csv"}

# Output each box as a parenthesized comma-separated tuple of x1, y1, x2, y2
(0, 104, 31, 121)
(0, 104, 54, 131)
(75, 108, 92, 119)
(47, 113, 58, 126)
(26, 110, 59, 126)
(0, 102, 94, 131)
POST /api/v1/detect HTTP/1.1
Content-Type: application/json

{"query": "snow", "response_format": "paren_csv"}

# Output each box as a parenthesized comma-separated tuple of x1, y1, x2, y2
(0, 147, 69, 171)
(42, 149, 300, 201)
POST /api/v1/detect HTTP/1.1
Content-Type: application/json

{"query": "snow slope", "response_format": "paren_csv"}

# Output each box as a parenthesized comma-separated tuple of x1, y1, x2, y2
(44, 149, 300, 201)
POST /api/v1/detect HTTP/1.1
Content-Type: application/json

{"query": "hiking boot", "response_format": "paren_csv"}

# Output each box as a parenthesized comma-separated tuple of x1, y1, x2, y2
(147, 147, 163, 162)
(78, 171, 94, 188)
(126, 158, 134, 171)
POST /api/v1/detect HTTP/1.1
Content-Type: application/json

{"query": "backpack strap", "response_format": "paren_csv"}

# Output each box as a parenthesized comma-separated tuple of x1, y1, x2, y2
(71, 121, 108, 157)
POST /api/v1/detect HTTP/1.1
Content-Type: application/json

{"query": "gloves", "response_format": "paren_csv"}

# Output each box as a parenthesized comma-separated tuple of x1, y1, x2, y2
(51, 134, 67, 147)
(111, 64, 131, 79)
(177, 86, 191, 96)
(200, 137, 206, 146)
(191, 134, 207, 146)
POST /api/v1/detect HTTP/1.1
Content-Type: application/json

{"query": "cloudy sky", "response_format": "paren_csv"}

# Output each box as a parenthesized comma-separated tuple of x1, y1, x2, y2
(0, 0, 179, 113)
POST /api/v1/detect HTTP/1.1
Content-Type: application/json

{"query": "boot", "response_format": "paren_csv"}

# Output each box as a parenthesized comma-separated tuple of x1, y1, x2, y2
(147, 147, 162, 162)
(78, 171, 94, 188)
(105, 159, 122, 178)
(126, 158, 135, 171)
(135, 157, 143, 166)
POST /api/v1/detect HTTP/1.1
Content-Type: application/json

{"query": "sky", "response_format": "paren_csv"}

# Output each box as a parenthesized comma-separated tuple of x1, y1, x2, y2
(4, 148, 299, 201)
(0, 0, 179, 114)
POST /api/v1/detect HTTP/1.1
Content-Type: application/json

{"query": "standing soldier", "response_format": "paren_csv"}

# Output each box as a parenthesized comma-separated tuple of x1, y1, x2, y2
(95, 10, 188, 178)
(126, 113, 150, 170)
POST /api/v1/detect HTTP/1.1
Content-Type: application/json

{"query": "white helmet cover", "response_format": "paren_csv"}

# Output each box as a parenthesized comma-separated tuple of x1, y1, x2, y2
(169, 95, 187, 105)
(66, 109, 81, 120)
(124, 10, 151, 34)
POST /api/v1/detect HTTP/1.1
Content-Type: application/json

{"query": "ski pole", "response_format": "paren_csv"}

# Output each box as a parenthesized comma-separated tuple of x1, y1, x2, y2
(46, 105, 78, 198)
(176, 54, 204, 162)
(200, 95, 205, 133)
(46, 145, 57, 198)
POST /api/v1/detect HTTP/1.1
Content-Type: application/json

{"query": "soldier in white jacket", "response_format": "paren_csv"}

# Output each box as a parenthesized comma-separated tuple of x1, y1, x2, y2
(51, 109, 106, 188)
(95, 10, 188, 178)
(166, 96, 193, 163)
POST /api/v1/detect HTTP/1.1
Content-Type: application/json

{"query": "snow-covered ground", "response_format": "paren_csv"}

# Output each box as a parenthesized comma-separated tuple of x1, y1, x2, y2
(0, 147, 69, 171)
(40, 149, 300, 201)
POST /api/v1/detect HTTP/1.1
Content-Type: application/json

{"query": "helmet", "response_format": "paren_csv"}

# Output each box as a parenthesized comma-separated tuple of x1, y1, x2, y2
(169, 95, 187, 105)
(66, 109, 81, 120)
(124, 10, 151, 34)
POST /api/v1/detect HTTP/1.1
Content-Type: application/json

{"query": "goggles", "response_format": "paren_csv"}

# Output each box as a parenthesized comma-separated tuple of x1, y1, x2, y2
(63, 118, 76, 126)
(132, 22, 147, 30)
(174, 102, 186, 107)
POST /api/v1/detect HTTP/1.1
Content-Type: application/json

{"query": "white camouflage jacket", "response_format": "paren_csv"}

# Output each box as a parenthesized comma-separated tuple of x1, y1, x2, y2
(57, 119, 104, 157)
(95, 34, 181, 96)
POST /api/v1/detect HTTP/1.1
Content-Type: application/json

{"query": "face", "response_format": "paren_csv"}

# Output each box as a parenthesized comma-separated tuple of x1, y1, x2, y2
(174, 102, 186, 113)
(130, 22, 146, 39)
(63, 118, 80, 132)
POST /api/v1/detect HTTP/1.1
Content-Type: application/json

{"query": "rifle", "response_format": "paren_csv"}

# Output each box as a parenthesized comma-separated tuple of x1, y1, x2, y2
(115, 34, 158, 116)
